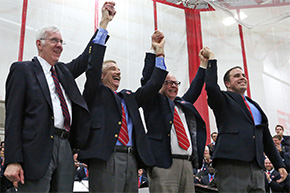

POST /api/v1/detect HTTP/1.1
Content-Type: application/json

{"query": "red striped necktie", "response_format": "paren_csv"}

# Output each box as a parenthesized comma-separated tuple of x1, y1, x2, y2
(173, 108, 190, 150)
(119, 104, 129, 145)
(114, 91, 129, 145)
(51, 67, 70, 131)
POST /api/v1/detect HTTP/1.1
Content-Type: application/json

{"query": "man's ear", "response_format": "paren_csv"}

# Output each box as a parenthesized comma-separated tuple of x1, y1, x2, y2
(225, 81, 230, 89)
(36, 40, 42, 51)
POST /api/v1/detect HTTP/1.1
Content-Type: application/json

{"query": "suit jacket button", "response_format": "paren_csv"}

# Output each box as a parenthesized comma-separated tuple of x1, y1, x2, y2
(168, 134, 170, 137)
(169, 121, 172, 124)
(51, 116, 54, 120)
(118, 121, 122, 125)
(115, 134, 118, 138)
(253, 136, 255, 139)
(51, 135, 54, 139)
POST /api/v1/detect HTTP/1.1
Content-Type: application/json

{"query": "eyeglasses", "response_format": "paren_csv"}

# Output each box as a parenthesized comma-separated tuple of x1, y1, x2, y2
(164, 80, 181, 86)
(40, 38, 66, 45)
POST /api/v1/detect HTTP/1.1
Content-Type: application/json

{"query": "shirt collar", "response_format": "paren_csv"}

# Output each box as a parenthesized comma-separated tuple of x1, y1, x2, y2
(37, 56, 53, 73)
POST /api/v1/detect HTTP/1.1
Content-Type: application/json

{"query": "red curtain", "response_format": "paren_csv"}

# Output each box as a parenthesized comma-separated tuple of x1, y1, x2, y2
(185, 8, 211, 144)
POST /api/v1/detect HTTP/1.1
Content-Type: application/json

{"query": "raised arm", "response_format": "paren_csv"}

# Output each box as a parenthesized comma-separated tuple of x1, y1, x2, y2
(136, 31, 168, 106)
(66, 1, 116, 78)
(181, 49, 207, 103)
(203, 47, 225, 112)
(83, 2, 115, 107)
(140, 30, 164, 86)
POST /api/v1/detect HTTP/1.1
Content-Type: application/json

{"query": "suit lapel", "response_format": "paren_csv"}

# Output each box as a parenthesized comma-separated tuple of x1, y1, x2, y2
(55, 65, 70, 96)
(33, 57, 53, 109)
(174, 97, 202, 121)
(114, 90, 122, 115)
(119, 90, 136, 118)
(246, 96, 268, 124)
(168, 97, 175, 116)
(225, 91, 254, 123)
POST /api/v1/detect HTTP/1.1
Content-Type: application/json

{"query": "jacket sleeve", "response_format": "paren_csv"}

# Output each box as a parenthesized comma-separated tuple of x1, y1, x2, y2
(140, 53, 156, 86)
(83, 44, 106, 108)
(4, 62, 26, 165)
(65, 29, 109, 79)
(182, 67, 205, 104)
(135, 67, 168, 107)
(205, 60, 225, 113)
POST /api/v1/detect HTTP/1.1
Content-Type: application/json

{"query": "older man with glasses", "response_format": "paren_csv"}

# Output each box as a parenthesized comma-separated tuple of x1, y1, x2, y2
(4, 2, 115, 192)
(140, 43, 208, 192)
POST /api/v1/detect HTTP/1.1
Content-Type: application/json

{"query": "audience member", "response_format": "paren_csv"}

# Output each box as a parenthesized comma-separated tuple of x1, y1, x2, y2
(78, 30, 166, 192)
(273, 135, 290, 157)
(264, 158, 286, 193)
(275, 125, 290, 147)
(200, 163, 216, 188)
(138, 169, 148, 188)
(207, 132, 217, 157)
(3, 2, 116, 192)
(203, 47, 287, 193)
(140, 41, 207, 192)
(195, 146, 212, 181)
(73, 152, 88, 181)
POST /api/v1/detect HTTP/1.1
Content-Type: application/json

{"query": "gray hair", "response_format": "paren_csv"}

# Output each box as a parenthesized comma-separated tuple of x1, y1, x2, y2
(36, 26, 60, 42)
(102, 60, 117, 71)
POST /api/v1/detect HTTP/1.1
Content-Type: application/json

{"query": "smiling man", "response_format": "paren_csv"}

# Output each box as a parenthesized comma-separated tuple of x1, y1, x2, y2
(78, 31, 168, 192)
(203, 47, 287, 193)
(4, 2, 116, 192)
(140, 39, 207, 192)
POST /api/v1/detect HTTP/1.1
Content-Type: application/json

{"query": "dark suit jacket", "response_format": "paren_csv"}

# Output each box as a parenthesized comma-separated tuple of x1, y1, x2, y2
(205, 60, 284, 169)
(283, 151, 290, 173)
(74, 165, 88, 181)
(265, 170, 286, 193)
(140, 53, 207, 169)
(78, 45, 167, 168)
(207, 143, 215, 157)
(139, 175, 148, 188)
(200, 174, 215, 186)
(4, 32, 96, 180)
(282, 135, 290, 147)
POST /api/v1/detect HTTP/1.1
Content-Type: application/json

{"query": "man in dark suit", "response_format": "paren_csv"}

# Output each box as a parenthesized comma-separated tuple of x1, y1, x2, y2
(138, 169, 148, 188)
(207, 131, 217, 157)
(78, 30, 167, 192)
(275, 125, 290, 147)
(140, 33, 207, 192)
(264, 158, 286, 193)
(200, 164, 216, 188)
(4, 2, 116, 192)
(203, 47, 287, 192)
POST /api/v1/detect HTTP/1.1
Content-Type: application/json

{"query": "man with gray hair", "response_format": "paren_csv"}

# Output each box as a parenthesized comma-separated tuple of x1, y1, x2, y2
(4, 2, 116, 192)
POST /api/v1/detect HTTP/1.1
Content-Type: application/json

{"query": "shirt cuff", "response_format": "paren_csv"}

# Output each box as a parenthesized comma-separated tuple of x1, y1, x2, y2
(93, 28, 108, 45)
(155, 57, 166, 71)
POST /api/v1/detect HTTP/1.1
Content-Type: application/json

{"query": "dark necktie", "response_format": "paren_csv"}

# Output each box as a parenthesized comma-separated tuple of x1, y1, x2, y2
(51, 67, 71, 131)
(242, 96, 254, 121)
(173, 108, 190, 150)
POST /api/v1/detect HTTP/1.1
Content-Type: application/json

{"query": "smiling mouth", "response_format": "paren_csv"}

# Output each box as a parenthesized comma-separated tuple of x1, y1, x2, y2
(168, 89, 177, 93)
(113, 77, 120, 81)
(53, 50, 61, 54)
